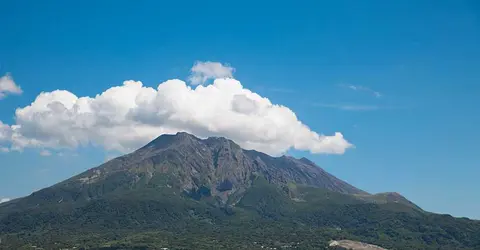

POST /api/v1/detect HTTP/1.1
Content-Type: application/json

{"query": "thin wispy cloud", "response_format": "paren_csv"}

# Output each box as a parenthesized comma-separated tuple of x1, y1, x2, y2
(314, 103, 380, 111)
(257, 86, 296, 94)
(338, 83, 382, 98)
(268, 87, 296, 93)
(254, 86, 296, 94)
(40, 150, 52, 157)
(313, 102, 407, 111)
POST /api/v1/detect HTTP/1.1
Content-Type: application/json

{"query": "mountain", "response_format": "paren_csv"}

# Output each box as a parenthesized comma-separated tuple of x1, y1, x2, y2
(14, 132, 366, 207)
(0, 132, 479, 250)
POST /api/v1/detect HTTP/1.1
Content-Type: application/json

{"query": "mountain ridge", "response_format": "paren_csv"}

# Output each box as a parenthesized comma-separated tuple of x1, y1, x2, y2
(91, 131, 369, 199)
(2, 132, 417, 210)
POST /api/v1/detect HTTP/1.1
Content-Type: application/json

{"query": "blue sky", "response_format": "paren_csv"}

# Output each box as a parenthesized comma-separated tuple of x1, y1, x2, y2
(1, 0, 480, 219)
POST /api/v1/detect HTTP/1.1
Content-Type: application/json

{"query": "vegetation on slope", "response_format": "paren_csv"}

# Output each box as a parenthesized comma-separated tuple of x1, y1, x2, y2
(1, 177, 479, 250)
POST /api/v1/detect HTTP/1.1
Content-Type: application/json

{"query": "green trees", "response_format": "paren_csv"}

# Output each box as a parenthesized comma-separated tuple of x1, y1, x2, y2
(1, 179, 479, 249)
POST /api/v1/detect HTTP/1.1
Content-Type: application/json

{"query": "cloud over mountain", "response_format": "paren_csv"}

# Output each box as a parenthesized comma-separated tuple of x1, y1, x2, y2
(0, 198, 10, 203)
(0, 64, 352, 156)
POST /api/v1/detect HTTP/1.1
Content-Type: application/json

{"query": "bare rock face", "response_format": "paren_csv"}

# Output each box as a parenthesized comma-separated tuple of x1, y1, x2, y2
(38, 132, 366, 205)
(140, 133, 367, 197)
(329, 240, 388, 250)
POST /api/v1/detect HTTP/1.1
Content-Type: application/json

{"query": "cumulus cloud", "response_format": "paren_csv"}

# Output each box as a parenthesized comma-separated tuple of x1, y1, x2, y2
(0, 121, 12, 142)
(0, 198, 10, 203)
(188, 61, 235, 85)
(0, 74, 23, 99)
(0, 73, 352, 156)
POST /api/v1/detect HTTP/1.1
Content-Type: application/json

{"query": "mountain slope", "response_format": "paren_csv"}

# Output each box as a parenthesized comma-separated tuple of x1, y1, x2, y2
(1, 132, 479, 250)
(9, 132, 366, 209)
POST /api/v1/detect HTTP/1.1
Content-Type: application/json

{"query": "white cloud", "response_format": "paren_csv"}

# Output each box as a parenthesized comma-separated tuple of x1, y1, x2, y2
(0, 121, 13, 142)
(0, 74, 23, 99)
(339, 84, 382, 98)
(0, 198, 10, 203)
(188, 61, 235, 85)
(0, 147, 9, 153)
(0, 68, 353, 156)
(40, 150, 52, 156)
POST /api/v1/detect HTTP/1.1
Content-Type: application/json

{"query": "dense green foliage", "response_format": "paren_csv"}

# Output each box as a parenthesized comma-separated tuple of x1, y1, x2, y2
(1, 177, 479, 250)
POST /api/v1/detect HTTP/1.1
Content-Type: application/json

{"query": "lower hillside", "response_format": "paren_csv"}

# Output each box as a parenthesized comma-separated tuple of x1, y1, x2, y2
(1, 176, 479, 250)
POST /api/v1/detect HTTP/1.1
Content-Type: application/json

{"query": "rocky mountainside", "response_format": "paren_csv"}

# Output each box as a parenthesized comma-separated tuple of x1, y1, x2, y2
(21, 132, 367, 207)
(1, 132, 479, 250)
(328, 239, 388, 250)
